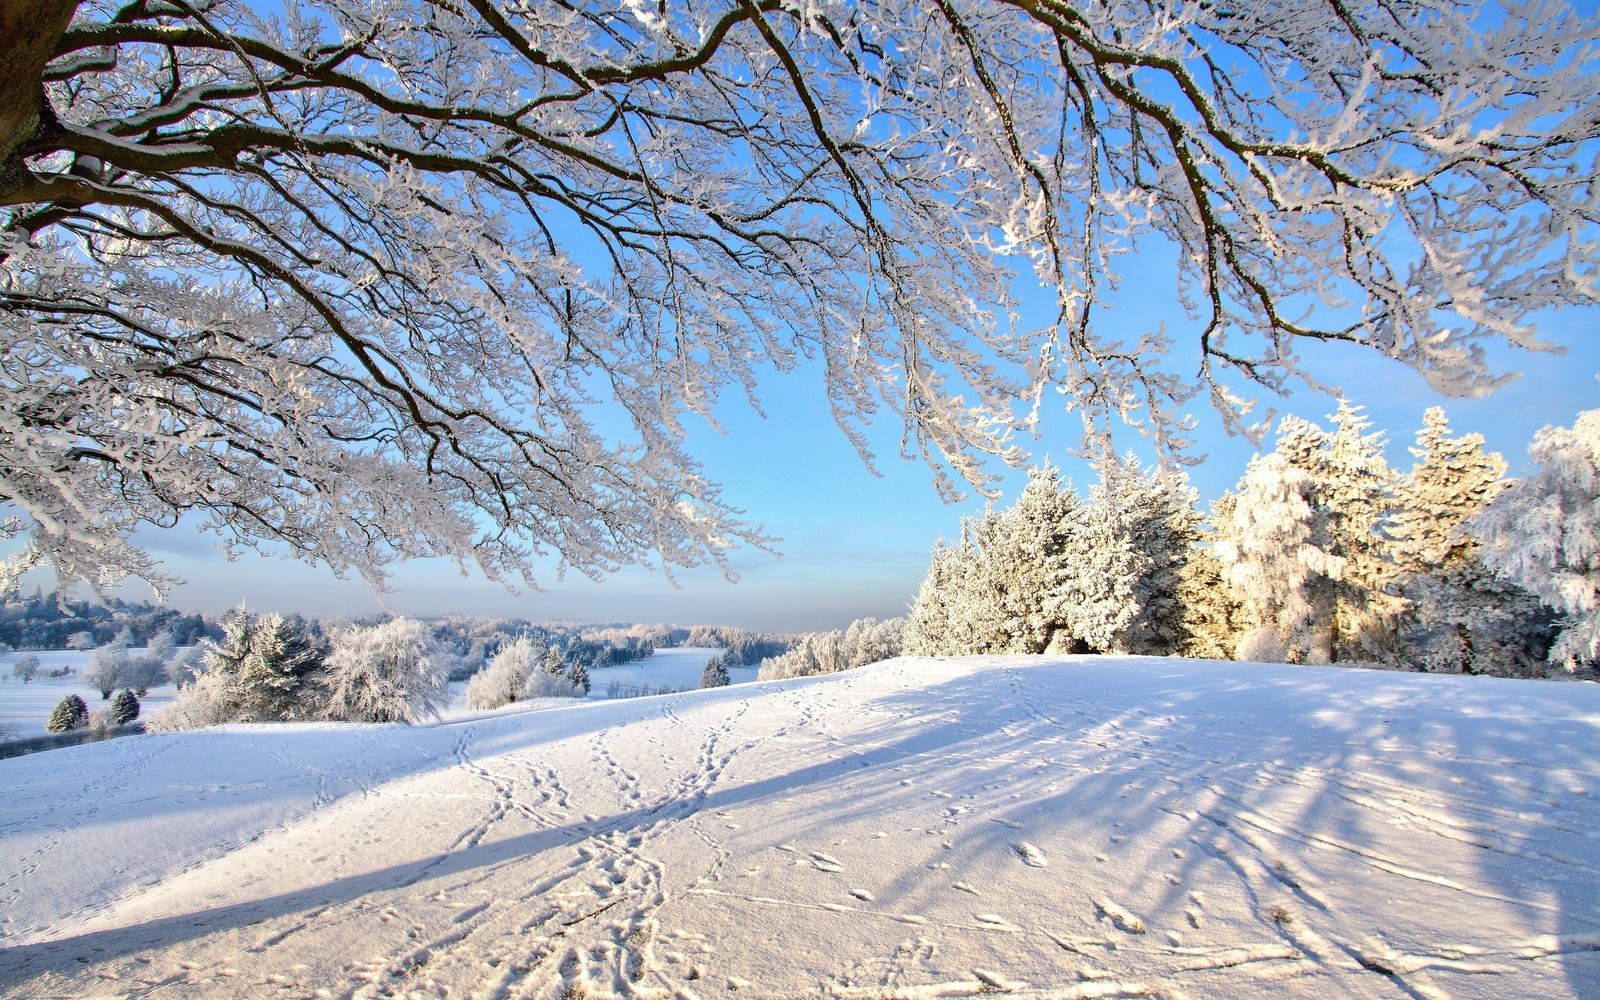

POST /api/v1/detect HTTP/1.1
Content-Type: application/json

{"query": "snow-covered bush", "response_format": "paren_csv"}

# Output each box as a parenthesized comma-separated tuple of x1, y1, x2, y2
(147, 669, 242, 733)
(46, 694, 89, 733)
(122, 654, 167, 696)
(322, 618, 449, 724)
(521, 669, 582, 700)
(465, 636, 545, 710)
(166, 646, 206, 685)
(111, 689, 140, 724)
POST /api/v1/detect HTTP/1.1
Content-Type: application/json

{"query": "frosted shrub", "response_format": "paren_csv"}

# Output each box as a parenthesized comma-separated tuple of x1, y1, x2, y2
(147, 669, 243, 733)
(521, 670, 582, 700)
(322, 618, 449, 724)
(465, 636, 544, 710)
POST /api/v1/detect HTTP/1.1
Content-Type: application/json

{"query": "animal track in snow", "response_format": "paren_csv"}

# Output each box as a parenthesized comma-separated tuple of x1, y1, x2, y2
(1014, 841, 1048, 867)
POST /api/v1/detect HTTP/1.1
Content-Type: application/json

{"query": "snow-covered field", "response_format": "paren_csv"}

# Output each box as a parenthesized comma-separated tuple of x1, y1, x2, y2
(2, 655, 1596, 998)
(0, 649, 179, 734)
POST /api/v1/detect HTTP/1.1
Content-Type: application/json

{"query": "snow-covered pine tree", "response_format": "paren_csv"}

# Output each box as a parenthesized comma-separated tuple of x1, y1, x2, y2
(542, 645, 565, 677)
(1392, 408, 1551, 675)
(1472, 407, 1600, 672)
(322, 618, 450, 724)
(566, 660, 590, 696)
(46, 694, 89, 733)
(1217, 451, 1345, 663)
(1178, 495, 1242, 660)
(1063, 454, 1201, 655)
(111, 688, 140, 724)
(903, 539, 962, 657)
(700, 655, 730, 689)
(906, 463, 1092, 657)
(1275, 403, 1405, 663)
(240, 613, 329, 719)
(1000, 463, 1084, 654)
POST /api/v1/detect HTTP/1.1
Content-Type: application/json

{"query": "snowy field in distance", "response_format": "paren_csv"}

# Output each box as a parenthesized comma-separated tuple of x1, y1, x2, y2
(2, 655, 1597, 998)
(0, 649, 179, 734)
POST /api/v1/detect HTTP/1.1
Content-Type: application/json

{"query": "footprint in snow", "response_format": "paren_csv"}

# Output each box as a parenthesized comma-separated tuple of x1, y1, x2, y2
(811, 852, 845, 873)
(1014, 842, 1048, 867)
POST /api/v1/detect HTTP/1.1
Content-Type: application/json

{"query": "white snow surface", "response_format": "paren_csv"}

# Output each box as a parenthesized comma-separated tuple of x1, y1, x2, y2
(2, 655, 1597, 999)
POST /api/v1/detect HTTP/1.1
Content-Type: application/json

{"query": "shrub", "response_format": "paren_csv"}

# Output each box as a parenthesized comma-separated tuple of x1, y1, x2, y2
(46, 694, 89, 733)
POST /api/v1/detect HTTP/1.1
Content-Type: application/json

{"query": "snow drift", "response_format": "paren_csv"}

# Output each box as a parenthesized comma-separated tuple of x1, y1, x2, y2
(2, 655, 1597, 998)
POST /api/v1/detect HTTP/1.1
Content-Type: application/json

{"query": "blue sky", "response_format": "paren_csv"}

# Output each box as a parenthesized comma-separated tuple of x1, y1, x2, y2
(124, 276, 1599, 633)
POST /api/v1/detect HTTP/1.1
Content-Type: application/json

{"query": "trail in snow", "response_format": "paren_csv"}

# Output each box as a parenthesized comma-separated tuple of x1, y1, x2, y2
(1, 655, 1597, 999)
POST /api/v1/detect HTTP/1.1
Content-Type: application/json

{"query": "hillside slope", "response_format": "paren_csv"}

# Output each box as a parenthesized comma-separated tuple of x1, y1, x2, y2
(2, 656, 1597, 998)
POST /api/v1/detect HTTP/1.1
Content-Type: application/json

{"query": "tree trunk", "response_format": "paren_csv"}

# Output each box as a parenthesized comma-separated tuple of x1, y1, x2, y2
(0, 0, 79, 202)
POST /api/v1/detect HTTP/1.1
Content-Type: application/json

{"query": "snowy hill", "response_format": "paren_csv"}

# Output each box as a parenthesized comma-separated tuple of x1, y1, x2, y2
(2, 656, 1597, 998)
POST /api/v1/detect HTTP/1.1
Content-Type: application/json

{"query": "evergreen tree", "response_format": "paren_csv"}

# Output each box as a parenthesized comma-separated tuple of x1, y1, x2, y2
(904, 537, 975, 657)
(700, 655, 730, 689)
(1274, 403, 1405, 663)
(1217, 452, 1345, 663)
(1177, 533, 1240, 661)
(111, 689, 141, 725)
(1393, 408, 1550, 675)
(566, 660, 591, 696)
(542, 645, 566, 676)
(46, 694, 89, 733)
(1473, 407, 1600, 671)
(1061, 454, 1200, 655)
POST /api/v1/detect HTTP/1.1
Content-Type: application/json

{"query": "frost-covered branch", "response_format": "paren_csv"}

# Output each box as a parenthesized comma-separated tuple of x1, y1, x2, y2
(2, 0, 1596, 595)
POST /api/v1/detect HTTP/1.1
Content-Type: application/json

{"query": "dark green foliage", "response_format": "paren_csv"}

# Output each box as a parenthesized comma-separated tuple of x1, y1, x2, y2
(566, 660, 590, 696)
(700, 656, 730, 689)
(201, 605, 330, 721)
(111, 689, 141, 724)
(46, 694, 89, 733)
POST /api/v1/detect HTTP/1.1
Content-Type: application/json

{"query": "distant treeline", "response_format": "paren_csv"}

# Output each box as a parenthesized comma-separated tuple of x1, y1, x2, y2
(0, 590, 216, 651)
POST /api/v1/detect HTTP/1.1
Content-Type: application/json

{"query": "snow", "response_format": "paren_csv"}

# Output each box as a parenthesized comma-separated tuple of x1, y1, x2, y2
(2, 655, 1597, 998)
(0, 649, 179, 734)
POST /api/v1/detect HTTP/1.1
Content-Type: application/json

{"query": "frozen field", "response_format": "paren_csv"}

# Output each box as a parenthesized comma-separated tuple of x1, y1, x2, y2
(2, 655, 1597, 998)
(0, 649, 179, 734)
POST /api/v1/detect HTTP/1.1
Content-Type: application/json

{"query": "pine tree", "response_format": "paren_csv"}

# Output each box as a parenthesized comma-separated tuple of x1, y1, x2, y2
(1062, 454, 1200, 655)
(566, 660, 591, 696)
(46, 694, 89, 733)
(1217, 452, 1345, 663)
(543, 644, 566, 676)
(700, 655, 730, 689)
(1275, 403, 1405, 663)
(1473, 407, 1600, 671)
(1393, 408, 1549, 675)
(902, 540, 962, 657)
(111, 688, 141, 724)
(1178, 524, 1241, 661)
